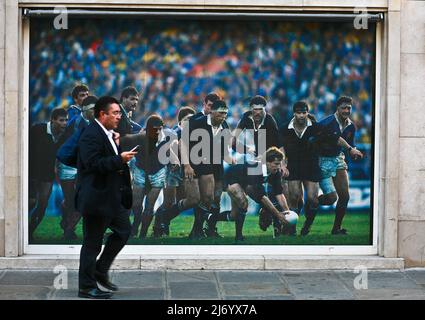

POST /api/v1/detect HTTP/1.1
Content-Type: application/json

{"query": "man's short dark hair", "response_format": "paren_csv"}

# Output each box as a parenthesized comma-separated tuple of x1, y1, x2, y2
(211, 99, 228, 111)
(82, 95, 99, 111)
(249, 95, 267, 107)
(51, 107, 68, 120)
(120, 86, 139, 102)
(71, 84, 89, 100)
(94, 96, 120, 118)
(146, 114, 164, 129)
(177, 106, 196, 122)
(336, 96, 353, 108)
(264, 147, 284, 163)
(204, 92, 221, 104)
(292, 101, 309, 113)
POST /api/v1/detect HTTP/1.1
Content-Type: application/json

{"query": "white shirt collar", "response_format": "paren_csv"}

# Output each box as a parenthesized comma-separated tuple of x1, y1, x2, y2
(249, 113, 266, 131)
(288, 117, 312, 139)
(95, 118, 118, 155)
(262, 163, 268, 178)
(156, 128, 166, 147)
(46, 121, 59, 143)
(207, 114, 223, 135)
(334, 113, 352, 132)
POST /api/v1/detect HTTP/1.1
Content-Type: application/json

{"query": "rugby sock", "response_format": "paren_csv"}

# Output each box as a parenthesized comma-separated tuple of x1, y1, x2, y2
(235, 208, 247, 240)
(214, 210, 232, 222)
(333, 203, 346, 232)
(139, 212, 154, 239)
(165, 200, 185, 223)
(303, 203, 318, 231)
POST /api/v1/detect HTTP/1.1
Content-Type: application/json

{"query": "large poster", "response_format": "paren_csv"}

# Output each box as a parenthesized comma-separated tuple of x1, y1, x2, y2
(28, 17, 375, 245)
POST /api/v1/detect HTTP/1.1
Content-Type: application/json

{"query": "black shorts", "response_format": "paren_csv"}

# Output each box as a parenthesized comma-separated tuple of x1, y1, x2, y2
(193, 163, 223, 181)
(286, 160, 321, 182)
(224, 164, 248, 190)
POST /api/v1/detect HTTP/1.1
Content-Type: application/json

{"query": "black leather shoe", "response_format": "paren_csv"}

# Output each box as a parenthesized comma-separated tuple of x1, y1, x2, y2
(78, 288, 113, 299)
(94, 271, 119, 292)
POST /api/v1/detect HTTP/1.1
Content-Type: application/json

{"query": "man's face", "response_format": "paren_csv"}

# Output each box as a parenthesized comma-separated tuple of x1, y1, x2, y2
(122, 94, 139, 113)
(148, 126, 163, 140)
(203, 99, 214, 115)
(51, 116, 68, 133)
(74, 90, 89, 106)
(101, 103, 122, 130)
(266, 160, 281, 175)
(337, 103, 352, 120)
(83, 108, 95, 121)
(252, 107, 265, 124)
(294, 111, 308, 125)
(211, 110, 227, 126)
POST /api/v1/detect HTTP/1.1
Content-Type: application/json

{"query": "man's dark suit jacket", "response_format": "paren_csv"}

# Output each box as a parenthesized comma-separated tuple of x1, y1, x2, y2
(75, 120, 132, 217)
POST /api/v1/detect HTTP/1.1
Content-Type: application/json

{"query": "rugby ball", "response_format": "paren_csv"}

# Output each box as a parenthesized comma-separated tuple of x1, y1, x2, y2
(285, 210, 299, 225)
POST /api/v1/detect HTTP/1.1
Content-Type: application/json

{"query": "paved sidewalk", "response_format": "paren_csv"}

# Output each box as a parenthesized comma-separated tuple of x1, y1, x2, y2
(0, 269, 424, 300)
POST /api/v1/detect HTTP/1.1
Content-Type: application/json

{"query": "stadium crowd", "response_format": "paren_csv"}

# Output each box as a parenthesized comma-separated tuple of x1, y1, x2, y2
(30, 19, 374, 145)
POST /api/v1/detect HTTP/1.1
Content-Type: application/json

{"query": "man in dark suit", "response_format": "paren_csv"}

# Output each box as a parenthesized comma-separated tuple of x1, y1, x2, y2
(76, 96, 137, 299)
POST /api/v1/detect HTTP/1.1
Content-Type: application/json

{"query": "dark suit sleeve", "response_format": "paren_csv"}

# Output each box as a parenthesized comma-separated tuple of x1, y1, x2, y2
(79, 130, 125, 174)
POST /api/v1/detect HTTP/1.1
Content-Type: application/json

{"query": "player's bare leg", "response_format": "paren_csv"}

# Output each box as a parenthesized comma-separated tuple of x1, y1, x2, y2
(227, 183, 248, 241)
(332, 169, 350, 235)
(139, 187, 161, 238)
(130, 186, 145, 237)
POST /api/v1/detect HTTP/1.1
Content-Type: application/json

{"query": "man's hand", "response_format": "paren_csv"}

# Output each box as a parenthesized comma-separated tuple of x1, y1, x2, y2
(184, 164, 195, 181)
(120, 151, 137, 163)
(349, 148, 363, 160)
(277, 211, 289, 225)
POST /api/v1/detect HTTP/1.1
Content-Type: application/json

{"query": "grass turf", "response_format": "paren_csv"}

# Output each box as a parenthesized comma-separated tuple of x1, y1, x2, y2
(30, 211, 372, 245)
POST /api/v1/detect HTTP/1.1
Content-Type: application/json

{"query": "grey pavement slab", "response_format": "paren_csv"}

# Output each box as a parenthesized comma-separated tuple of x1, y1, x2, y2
(216, 271, 282, 283)
(168, 281, 220, 300)
(0, 270, 57, 286)
(221, 282, 290, 296)
(0, 285, 52, 300)
(167, 271, 216, 282)
(405, 270, 425, 285)
(281, 271, 355, 300)
(336, 270, 423, 290)
(111, 270, 165, 288)
(223, 295, 295, 300)
(351, 288, 425, 300)
(113, 287, 165, 300)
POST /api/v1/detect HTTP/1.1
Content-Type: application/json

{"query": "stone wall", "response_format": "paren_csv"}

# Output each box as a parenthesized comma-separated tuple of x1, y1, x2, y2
(397, 0, 425, 267)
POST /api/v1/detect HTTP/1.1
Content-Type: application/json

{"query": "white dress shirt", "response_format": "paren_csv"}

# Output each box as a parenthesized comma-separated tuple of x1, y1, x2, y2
(95, 119, 118, 155)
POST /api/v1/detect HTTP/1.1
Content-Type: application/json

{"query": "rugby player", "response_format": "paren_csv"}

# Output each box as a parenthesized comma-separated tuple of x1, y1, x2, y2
(181, 99, 233, 239)
(223, 147, 292, 241)
(316, 96, 363, 235)
(29, 107, 68, 241)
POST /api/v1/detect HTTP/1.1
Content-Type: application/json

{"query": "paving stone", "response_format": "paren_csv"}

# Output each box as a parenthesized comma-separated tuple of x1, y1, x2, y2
(0, 285, 52, 300)
(336, 271, 422, 290)
(48, 289, 85, 300)
(167, 271, 216, 282)
(221, 282, 290, 296)
(113, 287, 165, 300)
(223, 295, 295, 300)
(404, 270, 425, 285)
(111, 270, 165, 288)
(352, 288, 425, 300)
(283, 272, 354, 300)
(217, 271, 282, 283)
(169, 281, 219, 300)
(0, 270, 57, 286)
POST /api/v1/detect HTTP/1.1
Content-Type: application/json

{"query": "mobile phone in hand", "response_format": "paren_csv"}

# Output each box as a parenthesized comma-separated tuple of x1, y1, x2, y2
(130, 145, 140, 152)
